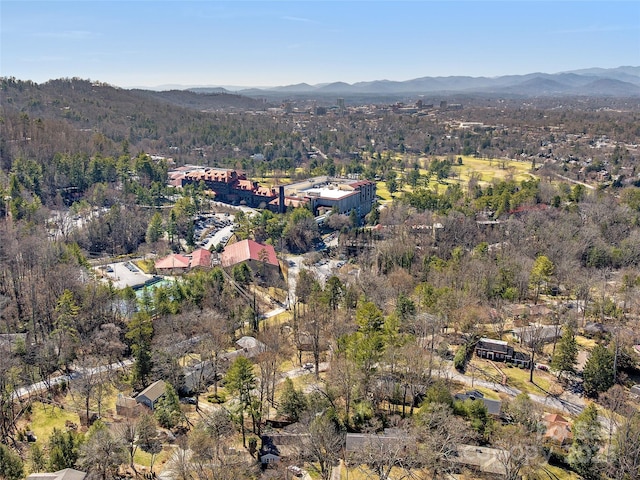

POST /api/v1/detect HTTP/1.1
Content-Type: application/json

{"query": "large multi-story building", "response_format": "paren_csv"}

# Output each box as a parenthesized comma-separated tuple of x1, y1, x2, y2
(170, 167, 376, 217)
(175, 166, 278, 208)
(269, 176, 376, 217)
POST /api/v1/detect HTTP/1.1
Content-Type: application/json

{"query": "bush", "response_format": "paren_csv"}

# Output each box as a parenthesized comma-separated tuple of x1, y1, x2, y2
(454, 347, 467, 372)
(207, 393, 226, 404)
(454, 337, 479, 372)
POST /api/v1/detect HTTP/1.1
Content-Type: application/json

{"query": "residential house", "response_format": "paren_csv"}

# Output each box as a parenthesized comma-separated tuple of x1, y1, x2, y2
(135, 380, 166, 410)
(454, 390, 502, 416)
(345, 429, 408, 454)
(583, 322, 608, 337)
(235, 336, 266, 359)
(259, 440, 281, 466)
(543, 413, 572, 446)
(475, 338, 512, 362)
(475, 337, 530, 368)
(183, 359, 223, 394)
(504, 303, 553, 320)
(453, 445, 507, 475)
(512, 324, 562, 345)
(27, 469, 87, 480)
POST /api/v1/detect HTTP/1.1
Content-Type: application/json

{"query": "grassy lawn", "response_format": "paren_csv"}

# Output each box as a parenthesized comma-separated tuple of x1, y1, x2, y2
(22, 400, 80, 442)
(501, 362, 553, 393)
(133, 445, 172, 471)
(375, 181, 393, 203)
(541, 464, 582, 479)
(341, 464, 432, 480)
(470, 358, 554, 395)
(134, 259, 155, 274)
(575, 335, 597, 350)
(452, 156, 533, 184)
(262, 310, 292, 328)
(378, 154, 537, 202)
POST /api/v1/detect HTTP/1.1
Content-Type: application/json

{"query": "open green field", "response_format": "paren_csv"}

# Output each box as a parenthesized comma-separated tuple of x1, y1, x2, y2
(415, 155, 535, 191)
(450, 155, 534, 184)
(375, 155, 537, 203)
(375, 180, 393, 202)
(469, 357, 554, 395)
(21, 401, 80, 442)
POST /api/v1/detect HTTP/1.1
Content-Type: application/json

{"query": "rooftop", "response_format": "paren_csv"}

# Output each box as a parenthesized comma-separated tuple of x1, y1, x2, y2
(302, 187, 357, 200)
(136, 380, 166, 403)
(220, 239, 279, 268)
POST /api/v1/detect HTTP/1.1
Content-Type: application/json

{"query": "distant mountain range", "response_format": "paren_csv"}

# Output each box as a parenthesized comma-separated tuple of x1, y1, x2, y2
(184, 66, 640, 99)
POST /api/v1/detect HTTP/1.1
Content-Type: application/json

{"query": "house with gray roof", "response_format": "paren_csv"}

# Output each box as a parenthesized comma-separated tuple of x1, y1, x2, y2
(135, 380, 166, 410)
(27, 469, 87, 480)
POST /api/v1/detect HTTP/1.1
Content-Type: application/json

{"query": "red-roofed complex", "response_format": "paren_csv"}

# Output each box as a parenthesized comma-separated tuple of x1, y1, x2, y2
(176, 166, 278, 207)
(169, 167, 375, 217)
(155, 248, 212, 273)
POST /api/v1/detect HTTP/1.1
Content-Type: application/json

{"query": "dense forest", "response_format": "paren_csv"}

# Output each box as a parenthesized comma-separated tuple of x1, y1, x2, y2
(1, 78, 640, 480)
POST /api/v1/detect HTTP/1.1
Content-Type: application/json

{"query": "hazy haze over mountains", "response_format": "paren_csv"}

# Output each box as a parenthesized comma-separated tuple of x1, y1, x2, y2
(180, 66, 640, 99)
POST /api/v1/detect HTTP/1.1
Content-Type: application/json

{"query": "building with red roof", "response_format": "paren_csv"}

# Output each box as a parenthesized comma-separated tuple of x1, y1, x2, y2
(221, 239, 278, 269)
(177, 167, 278, 207)
(155, 248, 212, 274)
(220, 239, 281, 284)
(171, 166, 374, 215)
(190, 248, 212, 268)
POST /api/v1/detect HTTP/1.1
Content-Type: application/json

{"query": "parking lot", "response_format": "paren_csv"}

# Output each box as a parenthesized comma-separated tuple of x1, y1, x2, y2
(97, 261, 154, 289)
(194, 213, 237, 250)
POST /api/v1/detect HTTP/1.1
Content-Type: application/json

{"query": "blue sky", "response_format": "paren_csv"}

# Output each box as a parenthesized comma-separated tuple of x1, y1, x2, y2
(2, 1, 639, 88)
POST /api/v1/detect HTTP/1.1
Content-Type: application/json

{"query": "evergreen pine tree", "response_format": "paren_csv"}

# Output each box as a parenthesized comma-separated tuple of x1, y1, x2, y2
(583, 345, 615, 397)
(551, 324, 578, 381)
(568, 403, 602, 479)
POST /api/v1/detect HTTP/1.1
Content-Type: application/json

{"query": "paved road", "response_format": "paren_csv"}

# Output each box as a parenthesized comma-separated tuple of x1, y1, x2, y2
(446, 363, 585, 415)
(444, 363, 614, 431)
(278, 254, 304, 309)
(12, 359, 133, 401)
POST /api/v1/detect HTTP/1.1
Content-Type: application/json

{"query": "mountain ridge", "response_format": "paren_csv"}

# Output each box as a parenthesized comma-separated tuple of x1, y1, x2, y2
(175, 66, 640, 98)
